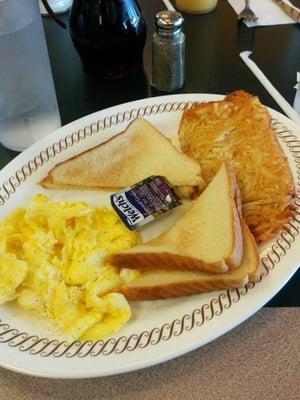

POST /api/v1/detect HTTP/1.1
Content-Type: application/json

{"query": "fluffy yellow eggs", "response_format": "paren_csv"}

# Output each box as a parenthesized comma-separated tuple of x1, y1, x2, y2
(0, 194, 140, 340)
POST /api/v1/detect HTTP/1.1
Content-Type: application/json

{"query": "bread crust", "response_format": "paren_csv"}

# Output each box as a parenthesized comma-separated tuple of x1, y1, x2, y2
(223, 161, 243, 269)
(120, 275, 249, 300)
(110, 251, 229, 273)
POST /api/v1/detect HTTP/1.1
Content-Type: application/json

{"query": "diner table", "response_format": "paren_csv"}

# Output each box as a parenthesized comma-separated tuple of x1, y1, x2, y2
(0, 0, 299, 398)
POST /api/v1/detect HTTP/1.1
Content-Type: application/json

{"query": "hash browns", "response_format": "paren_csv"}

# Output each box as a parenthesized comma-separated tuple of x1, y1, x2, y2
(178, 90, 295, 242)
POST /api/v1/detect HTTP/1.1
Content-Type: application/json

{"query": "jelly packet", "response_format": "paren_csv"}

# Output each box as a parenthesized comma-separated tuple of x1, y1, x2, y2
(111, 176, 182, 230)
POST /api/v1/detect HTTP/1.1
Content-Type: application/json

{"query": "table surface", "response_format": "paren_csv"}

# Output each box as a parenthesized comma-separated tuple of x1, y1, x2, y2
(0, 308, 299, 400)
(0, 0, 299, 394)
(0, 0, 299, 306)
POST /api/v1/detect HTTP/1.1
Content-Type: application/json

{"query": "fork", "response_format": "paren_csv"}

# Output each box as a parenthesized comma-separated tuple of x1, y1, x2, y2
(238, 0, 258, 22)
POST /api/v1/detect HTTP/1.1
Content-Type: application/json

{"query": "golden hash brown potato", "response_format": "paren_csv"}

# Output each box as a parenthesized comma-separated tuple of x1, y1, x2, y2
(178, 90, 295, 242)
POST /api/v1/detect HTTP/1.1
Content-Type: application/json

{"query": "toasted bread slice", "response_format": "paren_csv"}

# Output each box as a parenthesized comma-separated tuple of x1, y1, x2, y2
(40, 118, 204, 196)
(120, 219, 260, 300)
(178, 90, 295, 241)
(107, 162, 243, 273)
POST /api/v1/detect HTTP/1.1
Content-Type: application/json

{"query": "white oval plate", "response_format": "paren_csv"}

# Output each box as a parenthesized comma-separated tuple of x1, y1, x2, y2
(0, 94, 299, 379)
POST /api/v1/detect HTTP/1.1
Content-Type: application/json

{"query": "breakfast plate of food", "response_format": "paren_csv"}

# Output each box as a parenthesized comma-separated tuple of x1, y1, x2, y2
(0, 91, 299, 378)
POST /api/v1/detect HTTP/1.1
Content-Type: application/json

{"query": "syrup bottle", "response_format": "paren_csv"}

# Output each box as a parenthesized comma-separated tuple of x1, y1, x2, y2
(69, 0, 147, 79)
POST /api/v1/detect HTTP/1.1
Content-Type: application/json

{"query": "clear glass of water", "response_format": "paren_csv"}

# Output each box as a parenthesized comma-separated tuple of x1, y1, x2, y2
(0, 0, 61, 151)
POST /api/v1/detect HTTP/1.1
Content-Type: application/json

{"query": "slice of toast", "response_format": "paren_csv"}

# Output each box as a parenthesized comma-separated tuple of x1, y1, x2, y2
(107, 162, 243, 274)
(40, 118, 204, 197)
(120, 219, 260, 300)
(178, 90, 295, 241)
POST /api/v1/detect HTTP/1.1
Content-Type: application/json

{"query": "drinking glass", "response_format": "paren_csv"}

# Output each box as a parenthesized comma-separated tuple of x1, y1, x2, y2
(0, 0, 61, 151)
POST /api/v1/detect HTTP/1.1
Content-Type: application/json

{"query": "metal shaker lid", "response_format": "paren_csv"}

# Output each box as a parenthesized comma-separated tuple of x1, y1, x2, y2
(155, 10, 184, 33)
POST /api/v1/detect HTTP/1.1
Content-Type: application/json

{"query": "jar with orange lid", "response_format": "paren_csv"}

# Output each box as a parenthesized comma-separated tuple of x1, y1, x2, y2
(175, 0, 218, 14)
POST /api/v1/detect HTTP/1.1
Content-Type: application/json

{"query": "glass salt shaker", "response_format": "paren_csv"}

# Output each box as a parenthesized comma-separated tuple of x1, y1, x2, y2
(151, 10, 185, 92)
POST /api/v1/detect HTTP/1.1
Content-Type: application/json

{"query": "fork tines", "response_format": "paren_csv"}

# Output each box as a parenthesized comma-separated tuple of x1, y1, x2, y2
(238, 2, 258, 22)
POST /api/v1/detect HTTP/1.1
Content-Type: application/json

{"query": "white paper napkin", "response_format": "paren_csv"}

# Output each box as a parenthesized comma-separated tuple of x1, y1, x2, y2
(227, 0, 298, 27)
(294, 72, 300, 89)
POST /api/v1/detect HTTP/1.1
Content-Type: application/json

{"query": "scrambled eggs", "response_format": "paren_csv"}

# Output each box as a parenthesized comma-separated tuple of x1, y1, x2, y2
(0, 194, 140, 340)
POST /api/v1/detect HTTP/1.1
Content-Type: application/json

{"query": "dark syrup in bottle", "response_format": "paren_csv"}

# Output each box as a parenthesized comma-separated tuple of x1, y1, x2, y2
(69, 0, 147, 79)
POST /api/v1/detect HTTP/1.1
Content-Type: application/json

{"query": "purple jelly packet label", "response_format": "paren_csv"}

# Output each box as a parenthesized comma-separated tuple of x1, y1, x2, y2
(111, 176, 182, 230)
